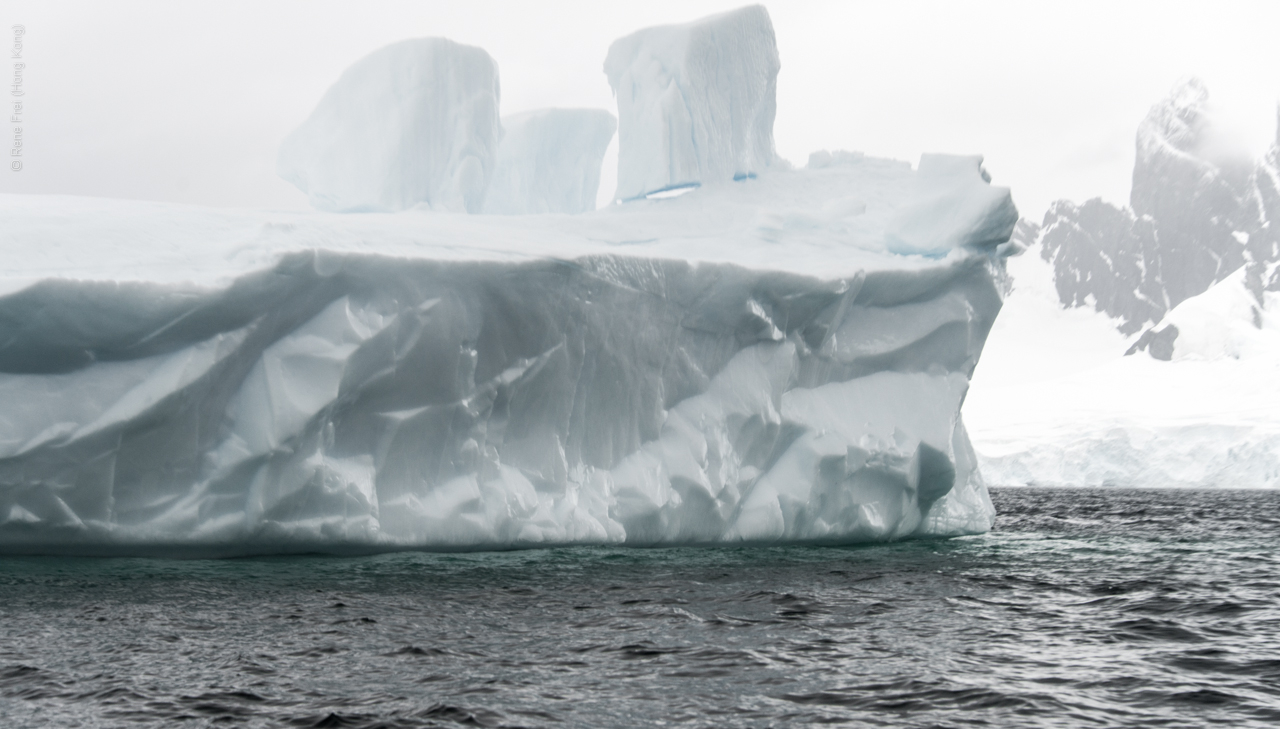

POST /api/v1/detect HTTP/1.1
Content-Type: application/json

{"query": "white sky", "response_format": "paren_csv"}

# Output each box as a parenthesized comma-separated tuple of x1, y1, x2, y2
(4, 0, 1280, 220)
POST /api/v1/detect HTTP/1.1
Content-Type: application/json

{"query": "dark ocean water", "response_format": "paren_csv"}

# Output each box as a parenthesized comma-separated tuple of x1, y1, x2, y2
(2, 487, 1279, 728)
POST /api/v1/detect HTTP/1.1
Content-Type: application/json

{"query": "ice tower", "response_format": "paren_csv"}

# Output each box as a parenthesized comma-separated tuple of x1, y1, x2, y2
(604, 5, 780, 200)
(278, 38, 502, 213)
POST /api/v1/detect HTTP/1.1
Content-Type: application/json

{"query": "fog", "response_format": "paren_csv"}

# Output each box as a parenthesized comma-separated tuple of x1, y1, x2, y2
(4, 0, 1280, 219)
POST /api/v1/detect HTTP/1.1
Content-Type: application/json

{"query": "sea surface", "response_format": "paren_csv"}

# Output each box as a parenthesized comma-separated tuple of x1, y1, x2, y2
(2, 487, 1279, 728)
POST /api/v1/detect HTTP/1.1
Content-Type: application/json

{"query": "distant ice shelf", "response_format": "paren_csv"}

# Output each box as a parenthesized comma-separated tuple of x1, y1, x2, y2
(965, 240, 1280, 489)
(0, 150, 1016, 555)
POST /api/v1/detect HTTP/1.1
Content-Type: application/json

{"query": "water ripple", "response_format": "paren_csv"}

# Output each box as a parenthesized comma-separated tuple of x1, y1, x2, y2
(1, 487, 1279, 727)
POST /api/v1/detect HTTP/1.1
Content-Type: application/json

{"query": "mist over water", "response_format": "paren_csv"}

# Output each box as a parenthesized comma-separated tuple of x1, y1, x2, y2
(2, 488, 1279, 728)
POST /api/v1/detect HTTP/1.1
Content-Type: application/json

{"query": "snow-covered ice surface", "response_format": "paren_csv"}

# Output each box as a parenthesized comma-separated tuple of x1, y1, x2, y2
(482, 108, 616, 215)
(277, 38, 501, 213)
(965, 246, 1280, 489)
(971, 78, 1280, 490)
(605, 5, 780, 201)
(0, 151, 1015, 555)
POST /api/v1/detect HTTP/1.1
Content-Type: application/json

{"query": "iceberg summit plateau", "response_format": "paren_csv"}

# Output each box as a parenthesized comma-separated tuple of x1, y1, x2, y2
(0, 6, 1017, 556)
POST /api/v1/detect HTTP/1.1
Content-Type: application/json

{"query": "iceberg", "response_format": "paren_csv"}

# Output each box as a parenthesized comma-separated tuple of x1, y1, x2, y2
(0, 7, 1020, 554)
(277, 38, 502, 213)
(604, 5, 780, 200)
(482, 108, 617, 215)
(0, 149, 1016, 555)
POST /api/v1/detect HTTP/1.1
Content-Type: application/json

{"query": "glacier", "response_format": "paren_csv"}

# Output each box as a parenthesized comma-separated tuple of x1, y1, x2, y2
(277, 38, 502, 213)
(604, 5, 780, 201)
(482, 108, 617, 215)
(966, 224, 1280, 490)
(0, 150, 1015, 555)
(963, 78, 1280, 489)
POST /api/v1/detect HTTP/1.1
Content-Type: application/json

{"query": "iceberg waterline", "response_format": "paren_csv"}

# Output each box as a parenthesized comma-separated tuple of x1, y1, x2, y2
(0, 150, 1016, 555)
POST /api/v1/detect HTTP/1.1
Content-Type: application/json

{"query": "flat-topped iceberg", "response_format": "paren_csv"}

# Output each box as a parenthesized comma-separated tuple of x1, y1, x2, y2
(0, 5, 1020, 554)
(0, 150, 1016, 555)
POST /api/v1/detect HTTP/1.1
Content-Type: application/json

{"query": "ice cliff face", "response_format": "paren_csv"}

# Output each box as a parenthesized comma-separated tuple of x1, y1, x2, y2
(482, 109, 617, 215)
(1032, 78, 1280, 338)
(0, 151, 1016, 555)
(604, 5, 780, 200)
(277, 38, 502, 213)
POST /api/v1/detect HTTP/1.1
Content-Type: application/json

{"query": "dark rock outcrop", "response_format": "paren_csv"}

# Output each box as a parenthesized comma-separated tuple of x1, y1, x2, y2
(1031, 78, 1280, 339)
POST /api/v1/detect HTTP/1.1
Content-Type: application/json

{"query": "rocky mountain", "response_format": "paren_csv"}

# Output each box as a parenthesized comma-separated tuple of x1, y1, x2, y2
(1026, 78, 1280, 341)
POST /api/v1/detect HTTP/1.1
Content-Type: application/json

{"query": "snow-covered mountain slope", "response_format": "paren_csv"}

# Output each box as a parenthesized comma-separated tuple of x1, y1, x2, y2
(1036, 78, 1280, 336)
(965, 246, 1280, 489)
(978, 78, 1280, 490)
(0, 150, 1017, 555)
